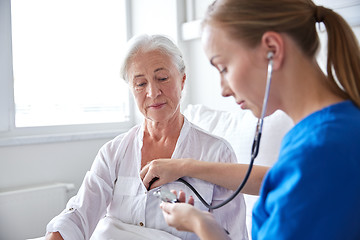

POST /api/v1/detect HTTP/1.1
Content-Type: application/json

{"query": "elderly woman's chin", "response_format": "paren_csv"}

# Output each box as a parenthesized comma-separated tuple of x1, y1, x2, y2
(144, 107, 181, 123)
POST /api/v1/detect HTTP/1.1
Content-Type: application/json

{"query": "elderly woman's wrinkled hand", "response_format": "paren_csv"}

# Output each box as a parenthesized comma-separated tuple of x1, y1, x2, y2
(45, 232, 64, 240)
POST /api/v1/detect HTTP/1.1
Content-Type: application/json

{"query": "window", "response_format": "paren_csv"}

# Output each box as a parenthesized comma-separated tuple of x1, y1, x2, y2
(0, 0, 134, 145)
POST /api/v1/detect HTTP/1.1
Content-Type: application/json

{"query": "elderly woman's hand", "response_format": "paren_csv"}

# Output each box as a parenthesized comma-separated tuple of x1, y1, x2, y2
(45, 232, 64, 240)
(140, 158, 191, 190)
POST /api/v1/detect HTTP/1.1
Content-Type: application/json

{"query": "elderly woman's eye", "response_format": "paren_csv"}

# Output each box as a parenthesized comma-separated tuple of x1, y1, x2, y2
(136, 82, 146, 87)
(159, 77, 168, 81)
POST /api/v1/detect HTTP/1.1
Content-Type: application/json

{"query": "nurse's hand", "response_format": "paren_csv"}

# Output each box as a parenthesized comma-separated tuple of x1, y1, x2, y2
(160, 202, 200, 232)
(140, 158, 190, 190)
(160, 194, 229, 240)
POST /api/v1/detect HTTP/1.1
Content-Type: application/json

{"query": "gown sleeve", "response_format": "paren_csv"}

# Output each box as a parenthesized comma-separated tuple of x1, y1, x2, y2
(46, 135, 126, 240)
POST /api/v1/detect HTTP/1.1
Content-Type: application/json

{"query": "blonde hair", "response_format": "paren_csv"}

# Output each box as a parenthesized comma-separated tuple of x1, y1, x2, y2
(203, 0, 360, 107)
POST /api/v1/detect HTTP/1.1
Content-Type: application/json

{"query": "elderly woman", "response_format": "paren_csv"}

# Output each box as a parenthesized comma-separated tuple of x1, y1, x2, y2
(45, 34, 248, 240)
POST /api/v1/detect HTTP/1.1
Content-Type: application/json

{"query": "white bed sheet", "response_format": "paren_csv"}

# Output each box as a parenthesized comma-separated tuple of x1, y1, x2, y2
(29, 216, 181, 240)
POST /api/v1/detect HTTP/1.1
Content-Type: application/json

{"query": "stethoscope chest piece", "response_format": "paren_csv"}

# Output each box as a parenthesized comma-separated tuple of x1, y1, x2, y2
(153, 188, 178, 203)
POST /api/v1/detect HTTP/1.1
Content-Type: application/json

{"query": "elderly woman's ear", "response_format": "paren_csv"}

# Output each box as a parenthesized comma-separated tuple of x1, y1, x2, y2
(181, 74, 186, 90)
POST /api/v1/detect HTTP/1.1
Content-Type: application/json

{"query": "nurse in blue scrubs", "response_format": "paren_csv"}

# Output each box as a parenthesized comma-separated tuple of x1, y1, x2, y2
(150, 0, 360, 239)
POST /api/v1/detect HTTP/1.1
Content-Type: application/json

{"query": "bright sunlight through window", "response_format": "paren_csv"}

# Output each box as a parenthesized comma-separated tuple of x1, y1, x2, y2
(11, 0, 130, 127)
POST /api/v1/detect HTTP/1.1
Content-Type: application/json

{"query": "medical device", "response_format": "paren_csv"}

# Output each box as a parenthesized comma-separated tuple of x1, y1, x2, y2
(153, 188, 179, 203)
(153, 188, 230, 235)
(153, 52, 274, 209)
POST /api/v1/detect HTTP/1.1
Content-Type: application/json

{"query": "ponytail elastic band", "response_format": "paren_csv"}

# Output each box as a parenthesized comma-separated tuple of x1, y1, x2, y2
(314, 6, 326, 23)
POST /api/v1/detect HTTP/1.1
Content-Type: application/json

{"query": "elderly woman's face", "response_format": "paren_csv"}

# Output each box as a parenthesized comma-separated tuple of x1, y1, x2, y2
(128, 50, 185, 122)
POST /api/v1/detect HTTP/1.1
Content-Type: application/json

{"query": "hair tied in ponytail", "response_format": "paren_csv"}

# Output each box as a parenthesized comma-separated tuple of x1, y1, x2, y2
(314, 6, 327, 23)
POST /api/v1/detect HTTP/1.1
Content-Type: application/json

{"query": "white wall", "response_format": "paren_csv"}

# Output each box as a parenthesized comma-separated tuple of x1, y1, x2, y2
(182, 39, 240, 111)
(181, 0, 240, 112)
(0, 139, 109, 191)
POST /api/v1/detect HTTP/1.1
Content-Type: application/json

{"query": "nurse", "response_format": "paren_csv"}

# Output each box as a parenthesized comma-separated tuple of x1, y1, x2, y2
(144, 0, 360, 239)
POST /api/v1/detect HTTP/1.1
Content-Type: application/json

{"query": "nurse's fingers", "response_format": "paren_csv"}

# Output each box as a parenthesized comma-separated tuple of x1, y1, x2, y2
(139, 163, 149, 180)
(170, 190, 178, 200)
(160, 202, 199, 232)
(170, 190, 194, 204)
(178, 190, 186, 202)
(140, 163, 161, 190)
(188, 195, 194, 205)
(140, 159, 174, 190)
(160, 202, 173, 215)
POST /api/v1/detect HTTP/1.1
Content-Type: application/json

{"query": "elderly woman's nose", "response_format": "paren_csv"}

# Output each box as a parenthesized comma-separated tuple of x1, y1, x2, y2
(147, 82, 162, 98)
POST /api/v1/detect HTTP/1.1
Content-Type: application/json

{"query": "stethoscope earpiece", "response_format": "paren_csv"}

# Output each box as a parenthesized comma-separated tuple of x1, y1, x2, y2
(267, 51, 274, 60)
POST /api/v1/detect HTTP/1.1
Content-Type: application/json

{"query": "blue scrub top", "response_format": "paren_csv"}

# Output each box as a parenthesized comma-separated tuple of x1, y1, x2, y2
(252, 100, 360, 240)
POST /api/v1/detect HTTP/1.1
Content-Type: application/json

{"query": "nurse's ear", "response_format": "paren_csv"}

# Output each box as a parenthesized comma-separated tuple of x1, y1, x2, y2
(261, 31, 285, 70)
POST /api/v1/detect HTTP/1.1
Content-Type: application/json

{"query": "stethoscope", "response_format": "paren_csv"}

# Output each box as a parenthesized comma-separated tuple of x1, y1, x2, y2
(153, 52, 274, 209)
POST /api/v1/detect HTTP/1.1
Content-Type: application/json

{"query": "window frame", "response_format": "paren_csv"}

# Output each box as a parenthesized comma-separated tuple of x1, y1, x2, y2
(0, 0, 135, 147)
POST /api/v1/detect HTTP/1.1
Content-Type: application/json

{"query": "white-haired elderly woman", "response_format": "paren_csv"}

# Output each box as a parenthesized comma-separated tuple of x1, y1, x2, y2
(45, 34, 248, 240)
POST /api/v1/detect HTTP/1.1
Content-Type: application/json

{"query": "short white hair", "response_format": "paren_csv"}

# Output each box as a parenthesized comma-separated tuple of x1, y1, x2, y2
(120, 34, 186, 82)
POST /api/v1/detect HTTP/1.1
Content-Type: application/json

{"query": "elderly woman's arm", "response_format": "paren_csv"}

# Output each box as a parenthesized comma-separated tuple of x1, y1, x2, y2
(140, 158, 269, 195)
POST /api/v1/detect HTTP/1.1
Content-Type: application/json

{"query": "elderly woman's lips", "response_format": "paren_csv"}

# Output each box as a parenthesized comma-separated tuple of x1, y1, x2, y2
(148, 103, 166, 108)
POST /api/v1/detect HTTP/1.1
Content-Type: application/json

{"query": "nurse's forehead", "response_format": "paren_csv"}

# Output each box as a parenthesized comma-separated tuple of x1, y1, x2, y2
(201, 26, 224, 58)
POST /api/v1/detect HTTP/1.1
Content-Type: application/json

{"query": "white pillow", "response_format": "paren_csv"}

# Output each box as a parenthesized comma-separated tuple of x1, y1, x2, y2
(184, 104, 294, 167)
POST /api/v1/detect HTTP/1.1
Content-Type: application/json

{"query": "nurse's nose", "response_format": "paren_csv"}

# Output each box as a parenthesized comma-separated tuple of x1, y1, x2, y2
(147, 82, 162, 98)
(221, 77, 233, 98)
